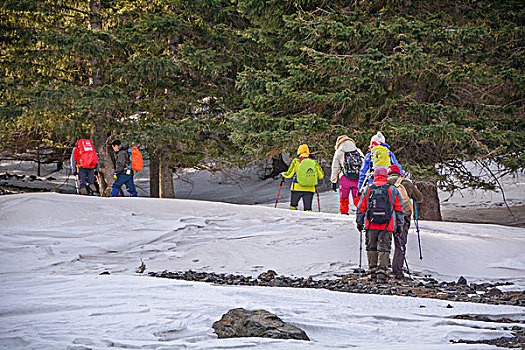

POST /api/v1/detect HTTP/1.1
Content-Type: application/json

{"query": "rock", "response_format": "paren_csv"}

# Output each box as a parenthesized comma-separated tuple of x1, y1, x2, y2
(446, 304, 453, 308)
(457, 276, 467, 285)
(486, 288, 503, 297)
(212, 308, 309, 341)
(257, 270, 277, 282)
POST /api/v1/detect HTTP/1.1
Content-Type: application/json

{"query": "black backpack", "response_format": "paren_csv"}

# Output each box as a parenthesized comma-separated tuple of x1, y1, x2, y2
(366, 184, 392, 225)
(342, 151, 363, 179)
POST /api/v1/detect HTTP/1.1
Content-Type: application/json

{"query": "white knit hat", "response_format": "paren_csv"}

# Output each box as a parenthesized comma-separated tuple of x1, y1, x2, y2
(370, 131, 385, 145)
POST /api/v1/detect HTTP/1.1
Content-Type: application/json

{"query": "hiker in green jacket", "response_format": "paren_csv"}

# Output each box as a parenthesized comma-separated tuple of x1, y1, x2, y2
(282, 144, 324, 211)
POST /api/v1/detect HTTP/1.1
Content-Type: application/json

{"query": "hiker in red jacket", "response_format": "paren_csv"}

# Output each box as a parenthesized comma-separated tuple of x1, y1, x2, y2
(71, 139, 98, 195)
(356, 167, 404, 280)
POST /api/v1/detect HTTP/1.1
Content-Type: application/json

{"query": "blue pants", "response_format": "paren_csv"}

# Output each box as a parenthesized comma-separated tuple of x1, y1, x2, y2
(112, 173, 137, 197)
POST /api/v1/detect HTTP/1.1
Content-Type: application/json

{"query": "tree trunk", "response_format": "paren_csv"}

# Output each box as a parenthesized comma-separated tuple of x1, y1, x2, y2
(88, 0, 113, 195)
(91, 122, 114, 196)
(159, 153, 175, 198)
(149, 153, 160, 198)
(414, 181, 442, 221)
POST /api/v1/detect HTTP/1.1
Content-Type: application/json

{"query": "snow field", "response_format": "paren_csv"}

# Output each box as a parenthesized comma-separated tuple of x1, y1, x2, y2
(0, 193, 524, 349)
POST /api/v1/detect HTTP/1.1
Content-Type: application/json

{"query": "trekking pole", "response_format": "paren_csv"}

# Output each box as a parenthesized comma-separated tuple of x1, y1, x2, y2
(414, 200, 423, 260)
(315, 185, 321, 212)
(74, 175, 79, 194)
(359, 229, 363, 269)
(274, 177, 285, 208)
(404, 256, 412, 279)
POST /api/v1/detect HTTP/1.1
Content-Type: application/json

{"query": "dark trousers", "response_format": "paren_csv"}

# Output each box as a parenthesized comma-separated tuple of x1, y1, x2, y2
(365, 229, 392, 253)
(112, 172, 137, 196)
(290, 191, 314, 211)
(78, 167, 95, 189)
(392, 215, 411, 277)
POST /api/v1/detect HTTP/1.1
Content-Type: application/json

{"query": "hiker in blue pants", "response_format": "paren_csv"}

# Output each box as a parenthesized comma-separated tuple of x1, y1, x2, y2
(111, 140, 137, 197)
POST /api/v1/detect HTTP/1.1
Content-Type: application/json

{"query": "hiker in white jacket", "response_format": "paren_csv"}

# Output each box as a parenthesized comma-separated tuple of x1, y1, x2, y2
(330, 135, 365, 214)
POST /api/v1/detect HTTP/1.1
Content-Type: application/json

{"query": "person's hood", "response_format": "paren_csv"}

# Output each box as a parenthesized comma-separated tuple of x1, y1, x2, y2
(338, 140, 357, 153)
(372, 176, 388, 186)
(118, 142, 129, 151)
(370, 131, 385, 146)
(297, 144, 310, 157)
(335, 135, 355, 150)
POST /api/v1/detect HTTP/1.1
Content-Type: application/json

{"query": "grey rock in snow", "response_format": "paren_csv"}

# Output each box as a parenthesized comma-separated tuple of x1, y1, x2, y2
(457, 276, 467, 285)
(486, 287, 503, 297)
(212, 308, 309, 341)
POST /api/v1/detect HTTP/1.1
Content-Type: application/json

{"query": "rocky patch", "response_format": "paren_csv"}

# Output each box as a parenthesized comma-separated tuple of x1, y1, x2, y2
(149, 270, 525, 306)
(451, 329, 525, 349)
(212, 308, 309, 341)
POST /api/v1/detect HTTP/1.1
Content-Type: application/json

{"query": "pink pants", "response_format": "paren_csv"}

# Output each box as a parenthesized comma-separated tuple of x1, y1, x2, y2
(339, 176, 359, 200)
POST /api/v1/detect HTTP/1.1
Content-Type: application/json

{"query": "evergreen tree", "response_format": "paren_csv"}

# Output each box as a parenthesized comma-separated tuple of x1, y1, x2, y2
(1, 0, 255, 196)
(230, 0, 524, 218)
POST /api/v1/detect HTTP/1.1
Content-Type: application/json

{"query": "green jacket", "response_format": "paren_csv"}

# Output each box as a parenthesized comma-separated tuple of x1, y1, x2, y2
(282, 155, 324, 192)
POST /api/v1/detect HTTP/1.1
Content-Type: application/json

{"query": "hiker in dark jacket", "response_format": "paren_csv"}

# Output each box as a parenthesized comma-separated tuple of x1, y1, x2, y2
(387, 165, 423, 279)
(356, 167, 404, 280)
(111, 140, 137, 197)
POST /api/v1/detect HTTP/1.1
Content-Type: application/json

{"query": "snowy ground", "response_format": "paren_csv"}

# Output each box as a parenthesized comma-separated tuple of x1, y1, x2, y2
(1, 193, 524, 349)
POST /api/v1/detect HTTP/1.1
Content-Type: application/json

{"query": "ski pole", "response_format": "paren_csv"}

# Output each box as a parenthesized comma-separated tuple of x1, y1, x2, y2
(315, 185, 321, 212)
(274, 177, 285, 208)
(359, 228, 363, 269)
(414, 200, 423, 260)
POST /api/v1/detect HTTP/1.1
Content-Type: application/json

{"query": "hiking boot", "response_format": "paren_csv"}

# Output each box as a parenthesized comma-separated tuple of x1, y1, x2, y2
(79, 187, 88, 195)
(375, 269, 388, 282)
(394, 273, 404, 281)
(289, 206, 298, 210)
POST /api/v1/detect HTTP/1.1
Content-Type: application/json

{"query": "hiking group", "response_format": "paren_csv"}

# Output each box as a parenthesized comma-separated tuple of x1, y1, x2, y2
(72, 132, 421, 280)
(279, 131, 423, 281)
(70, 139, 142, 197)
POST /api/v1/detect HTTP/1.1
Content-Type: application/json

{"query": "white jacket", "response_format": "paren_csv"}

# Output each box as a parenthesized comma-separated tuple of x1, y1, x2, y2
(330, 140, 365, 183)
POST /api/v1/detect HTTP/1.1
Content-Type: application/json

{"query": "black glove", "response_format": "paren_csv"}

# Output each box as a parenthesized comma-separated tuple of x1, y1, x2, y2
(331, 183, 337, 192)
(94, 170, 98, 176)
(394, 226, 402, 236)
(72, 172, 77, 176)
(356, 223, 363, 232)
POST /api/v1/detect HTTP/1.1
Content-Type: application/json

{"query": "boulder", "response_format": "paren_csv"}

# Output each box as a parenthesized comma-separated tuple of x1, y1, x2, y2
(212, 308, 309, 341)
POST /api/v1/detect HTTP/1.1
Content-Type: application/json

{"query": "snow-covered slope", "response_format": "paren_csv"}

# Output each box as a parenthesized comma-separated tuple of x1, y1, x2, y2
(1, 193, 524, 349)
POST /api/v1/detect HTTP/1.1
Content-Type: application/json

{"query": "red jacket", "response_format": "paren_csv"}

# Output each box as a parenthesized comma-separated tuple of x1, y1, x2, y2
(356, 175, 404, 231)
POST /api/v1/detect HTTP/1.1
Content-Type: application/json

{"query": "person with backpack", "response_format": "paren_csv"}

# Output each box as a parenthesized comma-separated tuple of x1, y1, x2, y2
(357, 131, 403, 192)
(356, 167, 404, 280)
(387, 164, 424, 279)
(71, 139, 99, 195)
(330, 135, 364, 214)
(111, 140, 138, 197)
(281, 144, 324, 211)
